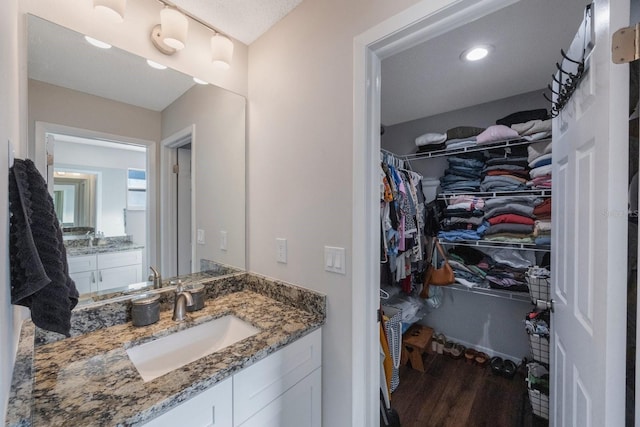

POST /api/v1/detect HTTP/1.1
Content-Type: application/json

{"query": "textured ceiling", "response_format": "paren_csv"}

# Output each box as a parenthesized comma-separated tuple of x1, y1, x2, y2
(381, 0, 589, 125)
(171, 0, 305, 45)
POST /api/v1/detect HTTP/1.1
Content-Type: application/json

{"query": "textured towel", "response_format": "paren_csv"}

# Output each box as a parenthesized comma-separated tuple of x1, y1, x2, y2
(9, 159, 79, 336)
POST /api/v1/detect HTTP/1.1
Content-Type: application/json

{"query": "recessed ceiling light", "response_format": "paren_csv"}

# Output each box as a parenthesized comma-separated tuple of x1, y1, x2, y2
(84, 36, 112, 49)
(461, 45, 493, 62)
(146, 59, 167, 70)
(193, 77, 208, 85)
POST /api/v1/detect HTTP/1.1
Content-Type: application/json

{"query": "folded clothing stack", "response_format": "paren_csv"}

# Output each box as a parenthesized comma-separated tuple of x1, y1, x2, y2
(414, 126, 486, 153)
(533, 198, 552, 245)
(437, 194, 489, 242)
(446, 245, 535, 292)
(482, 196, 540, 243)
(480, 152, 530, 192)
(527, 140, 553, 189)
(439, 154, 485, 193)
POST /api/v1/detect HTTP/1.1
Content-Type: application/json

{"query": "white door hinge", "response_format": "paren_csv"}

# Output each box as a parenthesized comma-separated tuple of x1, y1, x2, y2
(172, 164, 179, 174)
(612, 23, 640, 64)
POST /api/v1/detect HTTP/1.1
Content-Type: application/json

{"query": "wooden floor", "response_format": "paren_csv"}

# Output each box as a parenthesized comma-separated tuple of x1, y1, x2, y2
(388, 352, 549, 427)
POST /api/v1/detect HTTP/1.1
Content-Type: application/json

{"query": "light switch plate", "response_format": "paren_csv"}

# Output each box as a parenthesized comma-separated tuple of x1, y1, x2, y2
(276, 238, 287, 263)
(324, 246, 346, 274)
(220, 231, 227, 251)
(197, 229, 205, 245)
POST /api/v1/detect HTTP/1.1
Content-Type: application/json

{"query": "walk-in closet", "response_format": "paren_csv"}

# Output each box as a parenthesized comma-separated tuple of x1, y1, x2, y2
(377, 1, 597, 425)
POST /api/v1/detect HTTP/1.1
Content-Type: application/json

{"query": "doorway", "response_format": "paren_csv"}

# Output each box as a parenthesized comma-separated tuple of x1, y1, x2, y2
(353, 0, 630, 425)
(160, 125, 196, 278)
(176, 143, 192, 275)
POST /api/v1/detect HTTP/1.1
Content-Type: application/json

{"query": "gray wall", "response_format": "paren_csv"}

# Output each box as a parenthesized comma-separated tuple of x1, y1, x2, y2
(381, 89, 549, 360)
(382, 89, 549, 179)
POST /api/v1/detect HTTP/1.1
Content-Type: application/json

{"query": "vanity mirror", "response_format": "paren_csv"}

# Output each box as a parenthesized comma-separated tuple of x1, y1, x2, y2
(27, 14, 246, 301)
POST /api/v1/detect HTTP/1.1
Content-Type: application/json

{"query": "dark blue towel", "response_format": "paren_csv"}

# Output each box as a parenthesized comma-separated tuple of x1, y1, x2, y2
(9, 159, 78, 337)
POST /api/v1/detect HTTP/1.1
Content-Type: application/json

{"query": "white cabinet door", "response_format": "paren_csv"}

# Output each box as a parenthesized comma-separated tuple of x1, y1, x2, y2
(98, 250, 142, 269)
(238, 368, 321, 427)
(233, 329, 322, 426)
(97, 265, 141, 292)
(69, 270, 96, 294)
(143, 376, 232, 427)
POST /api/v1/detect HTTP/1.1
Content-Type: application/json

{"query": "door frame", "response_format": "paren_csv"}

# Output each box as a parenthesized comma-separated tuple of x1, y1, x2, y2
(160, 125, 196, 277)
(33, 121, 157, 272)
(351, 0, 623, 423)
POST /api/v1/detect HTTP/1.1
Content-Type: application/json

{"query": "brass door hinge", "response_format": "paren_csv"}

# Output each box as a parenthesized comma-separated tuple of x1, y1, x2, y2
(612, 23, 640, 64)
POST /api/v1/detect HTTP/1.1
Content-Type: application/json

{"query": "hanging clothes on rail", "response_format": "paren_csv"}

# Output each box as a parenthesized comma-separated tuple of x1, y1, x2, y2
(380, 151, 426, 294)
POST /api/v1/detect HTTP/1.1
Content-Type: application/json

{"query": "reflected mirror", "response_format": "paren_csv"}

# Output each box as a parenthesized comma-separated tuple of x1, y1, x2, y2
(27, 14, 246, 302)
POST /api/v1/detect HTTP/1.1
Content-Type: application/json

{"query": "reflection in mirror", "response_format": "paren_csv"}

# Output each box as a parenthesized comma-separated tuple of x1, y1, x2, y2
(54, 174, 95, 229)
(27, 14, 246, 304)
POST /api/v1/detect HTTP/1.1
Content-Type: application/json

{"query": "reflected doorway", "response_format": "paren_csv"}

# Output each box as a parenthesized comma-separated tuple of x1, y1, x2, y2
(177, 143, 192, 275)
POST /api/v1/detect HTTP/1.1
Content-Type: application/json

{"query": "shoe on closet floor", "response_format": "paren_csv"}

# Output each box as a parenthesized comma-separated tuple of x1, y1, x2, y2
(464, 348, 477, 364)
(443, 341, 454, 356)
(474, 352, 489, 366)
(436, 334, 446, 355)
(490, 356, 504, 375)
(449, 343, 465, 360)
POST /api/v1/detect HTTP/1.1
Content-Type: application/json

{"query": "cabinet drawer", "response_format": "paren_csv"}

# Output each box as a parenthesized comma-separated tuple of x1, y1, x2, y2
(67, 255, 97, 274)
(97, 250, 142, 269)
(233, 328, 322, 426)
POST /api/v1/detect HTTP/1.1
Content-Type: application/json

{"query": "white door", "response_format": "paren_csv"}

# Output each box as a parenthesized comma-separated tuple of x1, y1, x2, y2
(177, 145, 192, 275)
(551, 1, 629, 425)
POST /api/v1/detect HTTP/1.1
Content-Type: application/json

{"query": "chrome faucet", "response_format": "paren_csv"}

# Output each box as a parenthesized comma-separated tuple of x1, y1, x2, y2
(172, 280, 193, 322)
(148, 266, 162, 289)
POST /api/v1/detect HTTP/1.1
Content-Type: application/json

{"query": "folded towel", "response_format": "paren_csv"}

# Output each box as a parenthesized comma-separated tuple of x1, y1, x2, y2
(446, 126, 485, 140)
(496, 109, 549, 126)
(415, 132, 447, 146)
(527, 140, 553, 163)
(530, 164, 553, 179)
(529, 153, 552, 168)
(476, 125, 520, 145)
(511, 119, 552, 136)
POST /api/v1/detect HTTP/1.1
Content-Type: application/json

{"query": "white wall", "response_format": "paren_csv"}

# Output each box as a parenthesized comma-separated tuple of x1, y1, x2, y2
(162, 84, 246, 270)
(247, 0, 433, 424)
(1, 0, 21, 423)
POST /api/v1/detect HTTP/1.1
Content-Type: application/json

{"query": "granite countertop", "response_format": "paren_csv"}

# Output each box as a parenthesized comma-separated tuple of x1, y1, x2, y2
(65, 241, 145, 257)
(6, 273, 326, 427)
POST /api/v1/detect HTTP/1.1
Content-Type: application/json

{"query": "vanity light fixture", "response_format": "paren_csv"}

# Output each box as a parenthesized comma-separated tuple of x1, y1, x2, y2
(150, 0, 234, 69)
(146, 59, 168, 70)
(160, 6, 189, 50)
(193, 77, 208, 85)
(93, 0, 127, 23)
(84, 36, 112, 49)
(461, 45, 493, 62)
(211, 33, 234, 69)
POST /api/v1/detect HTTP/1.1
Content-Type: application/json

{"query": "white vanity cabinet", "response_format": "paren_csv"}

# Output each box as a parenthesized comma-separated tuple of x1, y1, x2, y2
(68, 249, 142, 294)
(143, 328, 322, 427)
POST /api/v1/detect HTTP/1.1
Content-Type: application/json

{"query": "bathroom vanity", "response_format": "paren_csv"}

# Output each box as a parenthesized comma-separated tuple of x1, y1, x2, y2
(5, 273, 325, 426)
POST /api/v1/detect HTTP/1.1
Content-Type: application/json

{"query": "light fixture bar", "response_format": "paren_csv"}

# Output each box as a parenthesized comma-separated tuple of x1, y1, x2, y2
(155, 0, 229, 40)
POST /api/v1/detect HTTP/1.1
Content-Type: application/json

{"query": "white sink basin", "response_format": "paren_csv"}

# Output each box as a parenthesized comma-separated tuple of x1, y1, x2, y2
(126, 315, 261, 382)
